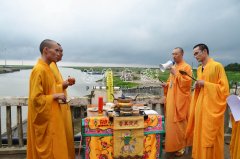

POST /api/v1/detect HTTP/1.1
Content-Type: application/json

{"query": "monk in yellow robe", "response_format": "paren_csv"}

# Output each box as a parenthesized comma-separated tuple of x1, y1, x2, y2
(162, 47, 192, 158)
(230, 115, 240, 159)
(27, 39, 69, 159)
(50, 44, 75, 159)
(186, 43, 229, 159)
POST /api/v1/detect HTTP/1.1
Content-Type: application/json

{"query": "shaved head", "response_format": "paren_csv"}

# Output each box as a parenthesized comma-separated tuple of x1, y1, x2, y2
(39, 39, 57, 54)
(174, 47, 184, 54)
(172, 47, 184, 64)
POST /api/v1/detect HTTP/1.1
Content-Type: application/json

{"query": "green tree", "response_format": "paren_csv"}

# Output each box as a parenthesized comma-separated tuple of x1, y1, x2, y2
(225, 63, 240, 71)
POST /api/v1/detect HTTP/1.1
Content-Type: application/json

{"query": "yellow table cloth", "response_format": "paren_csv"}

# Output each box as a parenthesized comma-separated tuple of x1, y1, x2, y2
(81, 115, 165, 159)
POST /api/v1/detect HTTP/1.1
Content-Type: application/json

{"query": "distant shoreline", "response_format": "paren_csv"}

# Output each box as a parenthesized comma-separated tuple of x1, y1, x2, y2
(0, 65, 239, 85)
(0, 65, 33, 74)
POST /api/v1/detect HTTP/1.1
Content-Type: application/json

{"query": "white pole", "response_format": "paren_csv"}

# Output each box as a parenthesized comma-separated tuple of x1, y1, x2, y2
(4, 48, 6, 66)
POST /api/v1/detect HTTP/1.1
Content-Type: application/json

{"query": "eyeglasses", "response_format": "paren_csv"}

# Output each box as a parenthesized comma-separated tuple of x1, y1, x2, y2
(193, 50, 203, 57)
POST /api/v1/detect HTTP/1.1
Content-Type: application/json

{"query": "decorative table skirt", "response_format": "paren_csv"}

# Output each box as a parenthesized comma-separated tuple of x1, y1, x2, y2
(81, 115, 165, 159)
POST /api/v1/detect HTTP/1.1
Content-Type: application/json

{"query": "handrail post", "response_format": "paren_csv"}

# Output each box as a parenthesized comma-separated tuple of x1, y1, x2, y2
(17, 106, 24, 147)
(6, 105, 12, 146)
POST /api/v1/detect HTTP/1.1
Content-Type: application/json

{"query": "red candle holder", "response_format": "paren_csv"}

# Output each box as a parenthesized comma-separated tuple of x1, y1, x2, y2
(98, 96, 103, 116)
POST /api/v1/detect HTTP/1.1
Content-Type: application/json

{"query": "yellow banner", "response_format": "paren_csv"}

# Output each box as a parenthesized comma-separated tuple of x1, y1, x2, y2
(106, 70, 113, 102)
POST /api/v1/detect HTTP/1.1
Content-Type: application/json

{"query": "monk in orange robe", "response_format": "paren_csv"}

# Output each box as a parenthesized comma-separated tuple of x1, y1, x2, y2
(186, 43, 229, 159)
(27, 39, 69, 159)
(162, 47, 192, 158)
(50, 44, 75, 159)
(230, 115, 240, 159)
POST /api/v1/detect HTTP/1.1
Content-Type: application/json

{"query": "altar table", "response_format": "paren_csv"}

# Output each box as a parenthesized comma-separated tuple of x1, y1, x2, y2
(81, 115, 165, 159)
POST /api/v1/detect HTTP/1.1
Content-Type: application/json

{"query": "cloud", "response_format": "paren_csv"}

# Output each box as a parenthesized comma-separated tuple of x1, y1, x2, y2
(0, 0, 240, 66)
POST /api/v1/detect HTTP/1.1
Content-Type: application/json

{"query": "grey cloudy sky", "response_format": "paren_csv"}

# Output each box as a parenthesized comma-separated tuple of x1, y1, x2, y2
(0, 0, 240, 67)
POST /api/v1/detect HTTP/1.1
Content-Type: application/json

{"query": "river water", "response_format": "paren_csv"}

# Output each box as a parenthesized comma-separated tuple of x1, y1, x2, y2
(0, 67, 104, 134)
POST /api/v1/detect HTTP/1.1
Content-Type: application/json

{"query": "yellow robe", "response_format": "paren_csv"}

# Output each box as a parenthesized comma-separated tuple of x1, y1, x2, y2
(50, 62, 75, 159)
(186, 58, 229, 159)
(27, 59, 68, 159)
(230, 116, 240, 159)
(164, 61, 192, 152)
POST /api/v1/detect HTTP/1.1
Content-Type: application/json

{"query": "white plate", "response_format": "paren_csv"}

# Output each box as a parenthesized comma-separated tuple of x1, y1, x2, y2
(88, 106, 112, 112)
(88, 107, 98, 112)
(133, 106, 151, 110)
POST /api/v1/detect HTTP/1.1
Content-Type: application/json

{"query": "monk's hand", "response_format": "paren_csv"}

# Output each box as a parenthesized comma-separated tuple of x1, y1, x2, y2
(170, 67, 176, 75)
(196, 80, 205, 87)
(193, 81, 198, 89)
(62, 80, 69, 89)
(161, 82, 167, 87)
(53, 93, 66, 103)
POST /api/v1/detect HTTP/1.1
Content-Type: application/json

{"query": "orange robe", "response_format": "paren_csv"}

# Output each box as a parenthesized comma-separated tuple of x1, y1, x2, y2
(50, 62, 75, 159)
(164, 61, 192, 152)
(186, 58, 229, 159)
(230, 116, 240, 159)
(27, 59, 68, 159)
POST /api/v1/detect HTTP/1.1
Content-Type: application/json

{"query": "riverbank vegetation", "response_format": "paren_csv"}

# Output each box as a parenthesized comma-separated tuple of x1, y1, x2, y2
(1, 64, 239, 88)
(113, 76, 139, 88)
(0, 65, 33, 74)
(69, 65, 240, 89)
(225, 63, 240, 71)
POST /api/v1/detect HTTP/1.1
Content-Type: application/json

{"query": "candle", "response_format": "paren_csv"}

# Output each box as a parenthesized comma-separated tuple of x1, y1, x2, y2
(98, 96, 103, 115)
